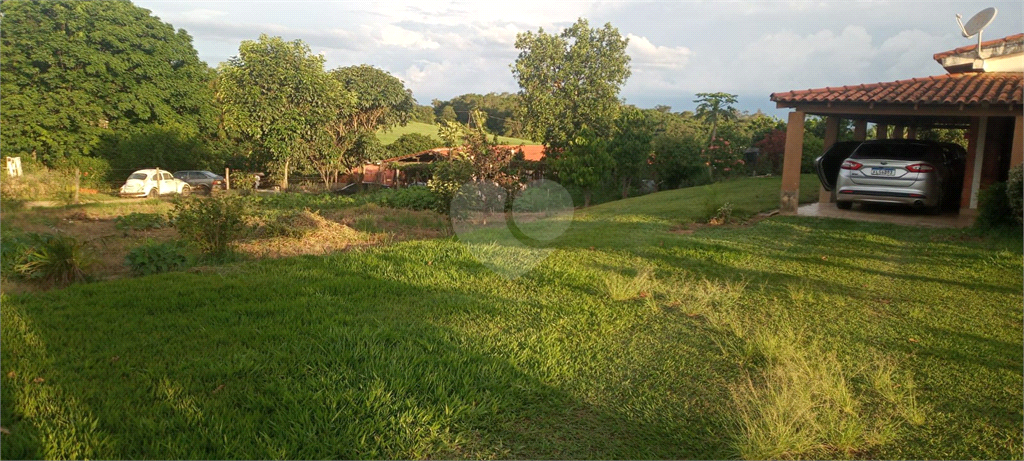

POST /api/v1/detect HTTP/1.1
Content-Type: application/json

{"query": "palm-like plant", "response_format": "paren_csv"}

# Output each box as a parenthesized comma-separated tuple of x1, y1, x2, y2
(693, 92, 739, 145)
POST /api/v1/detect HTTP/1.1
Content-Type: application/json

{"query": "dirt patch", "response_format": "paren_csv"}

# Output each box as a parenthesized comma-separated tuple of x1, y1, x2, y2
(234, 210, 375, 259)
(669, 210, 780, 235)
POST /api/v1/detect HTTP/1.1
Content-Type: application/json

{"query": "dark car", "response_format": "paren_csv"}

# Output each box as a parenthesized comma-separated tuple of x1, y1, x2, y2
(821, 140, 966, 214)
(173, 170, 226, 194)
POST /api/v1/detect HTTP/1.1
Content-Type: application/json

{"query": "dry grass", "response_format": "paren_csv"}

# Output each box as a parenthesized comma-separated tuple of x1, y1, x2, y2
(234, 210, 374, 259)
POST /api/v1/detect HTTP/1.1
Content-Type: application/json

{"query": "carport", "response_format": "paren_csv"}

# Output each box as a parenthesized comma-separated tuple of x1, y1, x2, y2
(771, 33, 1023, 218)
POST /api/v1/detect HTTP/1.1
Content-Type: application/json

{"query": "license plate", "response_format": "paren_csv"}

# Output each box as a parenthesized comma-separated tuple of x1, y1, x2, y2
(871, 168, 895, 176)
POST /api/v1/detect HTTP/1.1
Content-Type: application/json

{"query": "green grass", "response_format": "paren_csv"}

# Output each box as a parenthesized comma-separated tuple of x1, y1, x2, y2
(378, 121, 536, 146)
(2, 176, 1021, 459)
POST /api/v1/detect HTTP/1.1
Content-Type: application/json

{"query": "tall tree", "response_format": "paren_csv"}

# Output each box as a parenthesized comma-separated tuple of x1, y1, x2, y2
(512, 18, 631, 151)
(609, 108, 655, 198)
(0, 0, 216, 164)
(322, 65, 415, 188)
(693, 92, 738, 145)
(217, 34, 340, 189)
(550, 129, 614, 207)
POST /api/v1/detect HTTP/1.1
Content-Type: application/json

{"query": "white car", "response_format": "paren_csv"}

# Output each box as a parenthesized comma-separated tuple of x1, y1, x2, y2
(119, 168, 192, 198)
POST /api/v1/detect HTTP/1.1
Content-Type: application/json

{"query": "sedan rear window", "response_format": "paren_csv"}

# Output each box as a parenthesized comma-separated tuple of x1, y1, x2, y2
(128, 173, 149, 180)
(851, 143, 934, 161)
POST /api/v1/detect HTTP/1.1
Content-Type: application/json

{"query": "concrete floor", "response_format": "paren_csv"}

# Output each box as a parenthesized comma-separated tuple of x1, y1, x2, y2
(797, 202, 976, 228)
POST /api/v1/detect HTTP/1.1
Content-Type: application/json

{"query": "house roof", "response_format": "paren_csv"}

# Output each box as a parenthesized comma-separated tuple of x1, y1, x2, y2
(770, 72, 1022, 107)
(933, 33, 1024, 61)
(379, 145, 546, 165)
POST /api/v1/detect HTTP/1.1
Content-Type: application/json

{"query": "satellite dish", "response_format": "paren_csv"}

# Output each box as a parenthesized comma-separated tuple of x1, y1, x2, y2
(956, 7, 997, 58)
(957, 7, 997, 37)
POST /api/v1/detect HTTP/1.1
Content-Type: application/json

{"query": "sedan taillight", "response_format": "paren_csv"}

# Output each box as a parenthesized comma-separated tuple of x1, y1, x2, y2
(906, 163, 935, 173)
(840, 160, 863, 170)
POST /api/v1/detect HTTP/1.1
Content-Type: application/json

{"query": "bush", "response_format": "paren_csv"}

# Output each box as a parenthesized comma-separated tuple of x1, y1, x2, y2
(115, 212, 170, 231)
(1006, 164, 1023, 224)
(228, 171, 259, 193)
(125, 240, 191, 275)
(5, 232, 93, 286)
(173, 195, 252, 255)
(428, 159, 473, 214)
(975, 181, 1017, 230)
(372, 186, 439, 211)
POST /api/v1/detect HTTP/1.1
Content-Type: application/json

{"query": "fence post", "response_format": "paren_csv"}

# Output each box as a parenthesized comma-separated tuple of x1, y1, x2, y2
(225, 167, 231, 190)
(73, 167, 81, 205)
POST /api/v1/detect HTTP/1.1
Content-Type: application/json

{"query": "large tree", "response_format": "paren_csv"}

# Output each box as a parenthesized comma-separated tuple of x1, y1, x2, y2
(0, 0, 216, 164)
(323, 65, 415, 188)
(512, 18, 631, 151)
(217, 34, 340, 189)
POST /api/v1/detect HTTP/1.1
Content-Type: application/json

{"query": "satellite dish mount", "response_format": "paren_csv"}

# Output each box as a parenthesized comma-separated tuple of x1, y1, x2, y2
(956, 7, 997, 59)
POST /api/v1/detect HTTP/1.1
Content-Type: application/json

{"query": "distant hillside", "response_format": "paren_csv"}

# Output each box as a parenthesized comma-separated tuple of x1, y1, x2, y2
(377, 122, 536, 146)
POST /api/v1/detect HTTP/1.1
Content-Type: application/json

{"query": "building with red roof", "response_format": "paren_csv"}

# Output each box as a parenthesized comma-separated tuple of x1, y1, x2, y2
(770, 33, 1023, 216)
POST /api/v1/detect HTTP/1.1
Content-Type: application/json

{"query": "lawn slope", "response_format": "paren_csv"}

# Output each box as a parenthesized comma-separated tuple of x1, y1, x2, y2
(2, 177, 1020, 459)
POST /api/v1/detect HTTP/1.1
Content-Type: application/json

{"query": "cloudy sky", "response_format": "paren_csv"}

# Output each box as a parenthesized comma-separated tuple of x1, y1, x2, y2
(135, 1, 1022, 117)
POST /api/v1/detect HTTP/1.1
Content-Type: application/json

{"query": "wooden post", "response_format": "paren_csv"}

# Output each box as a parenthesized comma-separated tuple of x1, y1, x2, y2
(780, 111, 805, 214)
(225, 167, 231, 190)
(73, 167, 81, 205)
(853, 120, 867, 141)
(876, 123, 889, 140)
(1011, 115, 1023, 168)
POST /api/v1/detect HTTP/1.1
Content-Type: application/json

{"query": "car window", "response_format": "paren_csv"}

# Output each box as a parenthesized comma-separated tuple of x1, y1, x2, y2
(162, 172, 173, 180)
(851, 143, 934, 161)
(175, 172, 189, 180)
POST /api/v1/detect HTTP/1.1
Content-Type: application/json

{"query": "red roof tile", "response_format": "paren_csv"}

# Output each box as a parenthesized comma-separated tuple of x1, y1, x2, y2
(770, 72, 1022, 106)
(933, 33, 1024, 60)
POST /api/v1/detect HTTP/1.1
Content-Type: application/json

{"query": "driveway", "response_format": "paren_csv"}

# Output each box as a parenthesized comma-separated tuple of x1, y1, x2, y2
(798, 202, 975, 228)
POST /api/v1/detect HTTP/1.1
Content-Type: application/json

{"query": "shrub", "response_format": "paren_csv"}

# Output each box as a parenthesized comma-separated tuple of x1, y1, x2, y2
(373, 186, 439, 211)
(173, 195, 252, 255)
(7, 232, 93, 286)
(1006, 164, 1023, 224)
(228, 171, 259, 193)
(428, 159, 473, 214)
(125, 240, 191, 275)
(115, 212, 170, 231)
(975, 182, 1016, 230)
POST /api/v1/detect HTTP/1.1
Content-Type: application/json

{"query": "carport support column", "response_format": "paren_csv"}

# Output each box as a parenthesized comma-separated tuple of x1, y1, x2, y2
(853, 120, 867, 141)
(968, 117, 989, 209)
(818, 116, 841, 204)
(780, 111, 805, 215)
(1012, 115, 1024, 168)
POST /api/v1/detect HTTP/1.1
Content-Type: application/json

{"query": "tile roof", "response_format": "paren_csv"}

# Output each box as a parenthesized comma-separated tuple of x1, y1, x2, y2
(770, 72, 1022, 106)
(933, 33, 1024, 60)
(381, 145, 546, 164)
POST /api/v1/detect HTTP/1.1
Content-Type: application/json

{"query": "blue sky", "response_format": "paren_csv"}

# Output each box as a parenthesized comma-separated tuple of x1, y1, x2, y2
(135, 1, 1023, 118)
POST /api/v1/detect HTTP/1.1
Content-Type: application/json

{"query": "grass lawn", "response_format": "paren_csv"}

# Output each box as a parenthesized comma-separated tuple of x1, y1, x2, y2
(377, 121, 536, 146)
(2, 176, 1021, 459)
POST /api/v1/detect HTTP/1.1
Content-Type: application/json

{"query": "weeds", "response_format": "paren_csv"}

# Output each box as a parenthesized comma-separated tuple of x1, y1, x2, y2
(603, 266, 656, 301)
(5, 232, 93, 287)
(114, 212, 170, 231)
(125, 240, 191, 275)
(172, 195, 251, 256)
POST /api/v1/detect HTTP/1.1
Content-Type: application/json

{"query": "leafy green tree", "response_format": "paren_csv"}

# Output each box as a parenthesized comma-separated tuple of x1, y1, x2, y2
(609, 108, 654, 198)
(550, 130, 614, 207)
(0, 0, 216, 167)
(323, 65, 415, 187)
(693, 92, 738, 145)
(217, 34, 340, 189)
(512, 18, 631, 151)
(388, 133, 443, 157)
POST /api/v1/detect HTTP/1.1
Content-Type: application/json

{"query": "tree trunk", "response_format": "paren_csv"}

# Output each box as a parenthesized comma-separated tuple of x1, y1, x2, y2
(583, 189, 592, 208)
(621, 177, 631, 199)
(281, 158, 290, 190)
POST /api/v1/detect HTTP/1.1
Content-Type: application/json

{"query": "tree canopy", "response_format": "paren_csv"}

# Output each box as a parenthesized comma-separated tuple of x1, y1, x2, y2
(0, 0, 216, 164)
(217, 34, 342, 188)
(512, 18, 631, 151)
(693, 92, 738, 145)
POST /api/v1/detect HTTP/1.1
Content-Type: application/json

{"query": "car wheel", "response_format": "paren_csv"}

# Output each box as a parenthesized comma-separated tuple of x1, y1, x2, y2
(180, 185, 191, 197)
(836, 201, 853, 210)
(147, 188, 158, 199)
(198, 184, 211, 195)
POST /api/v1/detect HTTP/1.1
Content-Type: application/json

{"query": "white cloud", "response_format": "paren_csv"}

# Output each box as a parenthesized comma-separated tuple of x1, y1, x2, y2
(626, 34, 692, 70)
(379, 25, 441, 50)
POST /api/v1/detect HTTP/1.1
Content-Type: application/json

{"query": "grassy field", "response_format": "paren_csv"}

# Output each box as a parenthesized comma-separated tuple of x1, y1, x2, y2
(377, 121, 536, 146)
(1, 176, 1021, 459)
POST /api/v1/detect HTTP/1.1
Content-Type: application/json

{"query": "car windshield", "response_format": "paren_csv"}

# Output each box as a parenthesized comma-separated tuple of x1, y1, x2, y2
(128, 173, 149, 180)
(851, 143, 933, 161)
